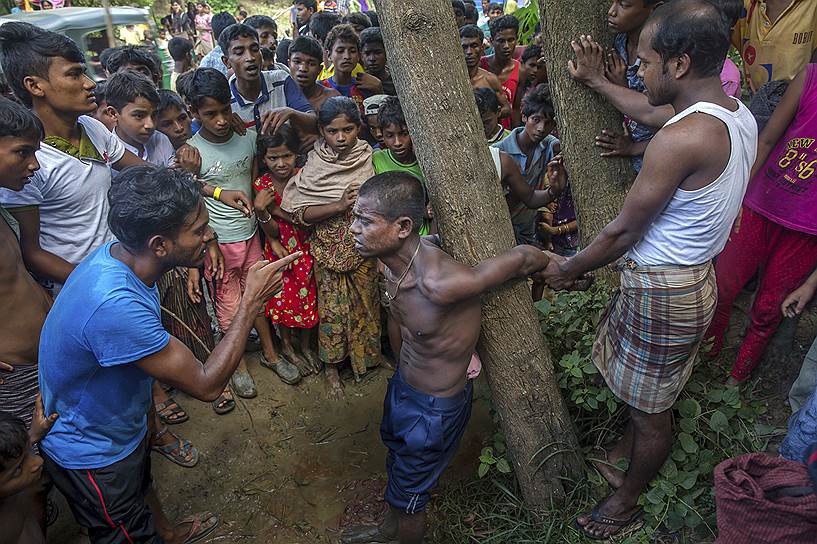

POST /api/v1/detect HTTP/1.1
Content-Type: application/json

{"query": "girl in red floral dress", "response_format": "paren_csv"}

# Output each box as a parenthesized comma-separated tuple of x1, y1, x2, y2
(253, 127, 320, 375)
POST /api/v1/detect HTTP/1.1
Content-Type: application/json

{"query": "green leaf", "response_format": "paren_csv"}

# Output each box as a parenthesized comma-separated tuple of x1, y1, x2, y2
(679, 417, 697, 434)
(477, 462, 489, 478)
(672, 448, 687, 463)
(707, 389, 723, 403)
(658, 480, 677, 497)
(481, 447, 493, 457)
(570, 366, 583, 378)
(679, 432, 698, 454)
(678, 471, 698, 490)
(677, 398, 701, 418)
(533, 298, 551, 315)
(708, 410, 730, 433)
(660, 459, 678, 479)
(645, 487, 665, 505)
(606, 398, 618, 414)
(479, 455, 496, 465)
(496, 458, 512, 474)
(586, 396, 599, 410)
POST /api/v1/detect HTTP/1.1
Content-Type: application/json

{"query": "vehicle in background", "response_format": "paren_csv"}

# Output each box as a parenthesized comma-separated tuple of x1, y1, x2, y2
(0, 7, 171, 88)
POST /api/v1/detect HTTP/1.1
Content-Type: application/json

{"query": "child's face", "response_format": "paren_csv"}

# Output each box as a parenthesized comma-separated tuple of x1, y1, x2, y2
(480, 110, 500, 140)
(489, 7, 503, 20)
(362, 41, 386, 75)
(113, 97, 157, 146)
(365, 114, 383, 146)
(263, 144, 297, 180)
(320, 114, 360, 155)
(0, 451, 43, 499)
(194, 97, 233, 140)
(522, 111, 555, 145)
(93, 99, 117, 132)
(607, 0, 653, 34)
(0, 134, 40, 192)
(290, 51, 322, 88)
(523, 56, 546, 83)
(157, 105, 192, 149)
(224, 35, 262, 82)
(381, 122, 414, 163)
(329, 40, 360, 77)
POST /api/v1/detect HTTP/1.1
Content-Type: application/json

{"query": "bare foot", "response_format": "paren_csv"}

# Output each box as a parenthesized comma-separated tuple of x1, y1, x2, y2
(325, 364, 345, 400)
(301, 348, 323, 375)
(282, 343, 311, 376)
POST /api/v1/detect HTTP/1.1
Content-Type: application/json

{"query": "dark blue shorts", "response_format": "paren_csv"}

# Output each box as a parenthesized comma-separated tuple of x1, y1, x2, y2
(380, 369, 473, 514)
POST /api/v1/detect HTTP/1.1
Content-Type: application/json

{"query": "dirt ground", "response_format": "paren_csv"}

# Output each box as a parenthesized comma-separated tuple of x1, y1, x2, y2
(47, 355, 494, 544)
(46, 290, 817, 544)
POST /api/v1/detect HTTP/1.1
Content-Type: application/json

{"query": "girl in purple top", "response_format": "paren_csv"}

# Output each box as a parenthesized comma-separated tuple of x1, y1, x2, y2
(706, 64, 817, 383)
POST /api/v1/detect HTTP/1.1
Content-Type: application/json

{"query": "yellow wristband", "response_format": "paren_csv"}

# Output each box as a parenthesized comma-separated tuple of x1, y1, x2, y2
(213, 187, 223, 201)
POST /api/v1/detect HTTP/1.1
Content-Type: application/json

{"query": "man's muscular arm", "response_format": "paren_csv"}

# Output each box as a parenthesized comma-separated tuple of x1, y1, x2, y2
(423, 243, 548, 306)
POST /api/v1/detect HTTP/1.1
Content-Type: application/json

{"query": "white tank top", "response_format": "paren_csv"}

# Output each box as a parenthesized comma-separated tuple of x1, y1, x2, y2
(628, 99, 758, 266)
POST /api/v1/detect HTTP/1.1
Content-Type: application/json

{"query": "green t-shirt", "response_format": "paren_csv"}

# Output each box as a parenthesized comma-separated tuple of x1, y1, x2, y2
(372, 149, 431, 235)
(372, 149, 425, 183)
(189, 130, 257, 244)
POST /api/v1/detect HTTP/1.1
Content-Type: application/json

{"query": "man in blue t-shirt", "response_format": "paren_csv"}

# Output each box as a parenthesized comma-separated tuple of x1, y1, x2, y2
(38, 166, 300, 544)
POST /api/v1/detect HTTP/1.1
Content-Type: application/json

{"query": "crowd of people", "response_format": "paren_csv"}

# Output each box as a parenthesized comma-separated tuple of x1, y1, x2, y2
(1, 0, 817, 543)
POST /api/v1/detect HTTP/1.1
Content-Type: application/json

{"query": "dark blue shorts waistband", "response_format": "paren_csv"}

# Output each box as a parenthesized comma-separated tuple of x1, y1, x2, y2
(392, 369, 472, 411)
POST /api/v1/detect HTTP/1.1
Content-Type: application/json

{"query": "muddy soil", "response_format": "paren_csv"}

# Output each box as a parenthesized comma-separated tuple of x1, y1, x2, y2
(47, 356, 494, 544)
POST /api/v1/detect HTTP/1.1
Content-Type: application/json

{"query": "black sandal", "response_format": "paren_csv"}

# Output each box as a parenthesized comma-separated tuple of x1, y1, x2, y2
(212, 388, 235, 415)
(574, 505, 644, 540)
(155, 398, 189, 425)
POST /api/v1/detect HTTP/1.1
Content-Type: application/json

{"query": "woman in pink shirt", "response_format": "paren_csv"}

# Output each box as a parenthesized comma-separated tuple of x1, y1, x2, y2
(706, 64, 817, 383)
(195, 2, 213, 54)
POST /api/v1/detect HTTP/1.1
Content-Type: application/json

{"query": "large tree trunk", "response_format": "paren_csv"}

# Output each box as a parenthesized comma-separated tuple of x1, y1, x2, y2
(374, 0, 583, 507)
(539, 0, 632, 280)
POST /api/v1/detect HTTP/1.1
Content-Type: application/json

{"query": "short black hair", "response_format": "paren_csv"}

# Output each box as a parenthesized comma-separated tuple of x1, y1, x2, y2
(184, 68, 231, 109)
(521, 44, 542, 64)
(459, 24, 484, 41)
(366, 11, 380, 27)
(488, 2, 503, 12)
(108, 166, 203, 252)
(343, 12, 372, 30)
(377, 96, 407, 129)
(105, 71, 160, 111)
(175, 70, 195, 102)
(452, 0, 466, 16)
(244, 14, 278, 35)
(522, 83, 555, 118)
(0, 96, 44, 140)
(94, 80, 108, 105)
(318, 95, 360, 127)
(276, 38, 293, 64)
(325, 23, 359, 52)
(489, 14, 519, 38)
(257, 124, 300, 170)
(295, 0, 318, 10)
(219, 23, 259, 55)
(705, 0, 742, 29)
(212, 12, 238, 42)
(157, 88, 186, 116)
(309, 12, 342, 47)
(105, 46, 160, 79)
(0, 412, 28, 472)
(359, 171, 425, 233)
(168, 37, 194, 61)
(0, 22, 84, 107)
(359, 27, 384, 50)
(289, 36, 323, 62)
(464, 3, 479, 21)
(474, 87, 500, 115)
(648, 0, 731, 78)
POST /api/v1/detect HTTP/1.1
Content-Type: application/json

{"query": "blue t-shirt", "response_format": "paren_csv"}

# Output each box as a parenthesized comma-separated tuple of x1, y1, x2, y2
(39, 242, 170, 469)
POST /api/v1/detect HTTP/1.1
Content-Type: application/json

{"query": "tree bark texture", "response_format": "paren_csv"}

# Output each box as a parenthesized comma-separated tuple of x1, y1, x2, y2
(374, 0, 583, 507)
(539, 0, 632, 273)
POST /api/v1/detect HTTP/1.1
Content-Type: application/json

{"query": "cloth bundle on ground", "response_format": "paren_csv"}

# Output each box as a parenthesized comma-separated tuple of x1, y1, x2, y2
(281, 139, 374, 213)
(714, 452, 817, 543)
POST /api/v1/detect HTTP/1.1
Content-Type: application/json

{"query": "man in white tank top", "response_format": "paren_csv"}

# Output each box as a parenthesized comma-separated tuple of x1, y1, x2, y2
(541, 1, 758, 538)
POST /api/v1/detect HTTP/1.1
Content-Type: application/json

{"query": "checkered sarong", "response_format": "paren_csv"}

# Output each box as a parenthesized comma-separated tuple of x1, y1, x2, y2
(592, 260, 716, 413)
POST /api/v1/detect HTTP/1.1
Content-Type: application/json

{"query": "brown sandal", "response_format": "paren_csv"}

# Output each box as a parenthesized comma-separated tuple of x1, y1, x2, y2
(212, 388, 235, 415)
(155, 398, 189, 425)
(178, 511, 219, 544)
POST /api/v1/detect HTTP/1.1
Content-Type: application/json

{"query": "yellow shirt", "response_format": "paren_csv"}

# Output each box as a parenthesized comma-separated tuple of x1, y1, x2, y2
(732, 0, 817, 92)
(317, 62, 364, 82)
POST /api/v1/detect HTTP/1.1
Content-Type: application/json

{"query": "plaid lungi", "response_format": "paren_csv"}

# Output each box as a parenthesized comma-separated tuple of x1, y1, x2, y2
(592, 260, 716, 413)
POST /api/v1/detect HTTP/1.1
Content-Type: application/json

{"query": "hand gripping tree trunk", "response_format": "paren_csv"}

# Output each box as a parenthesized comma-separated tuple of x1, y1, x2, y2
(539, 0, 632, 278)
(373, 0, 583, 507)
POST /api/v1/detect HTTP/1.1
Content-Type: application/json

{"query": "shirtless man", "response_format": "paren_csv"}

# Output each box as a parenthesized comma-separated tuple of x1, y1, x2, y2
(0, 97, 53, 544)
(342, 172, 584, 544)
(460, 24, 511, 121)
